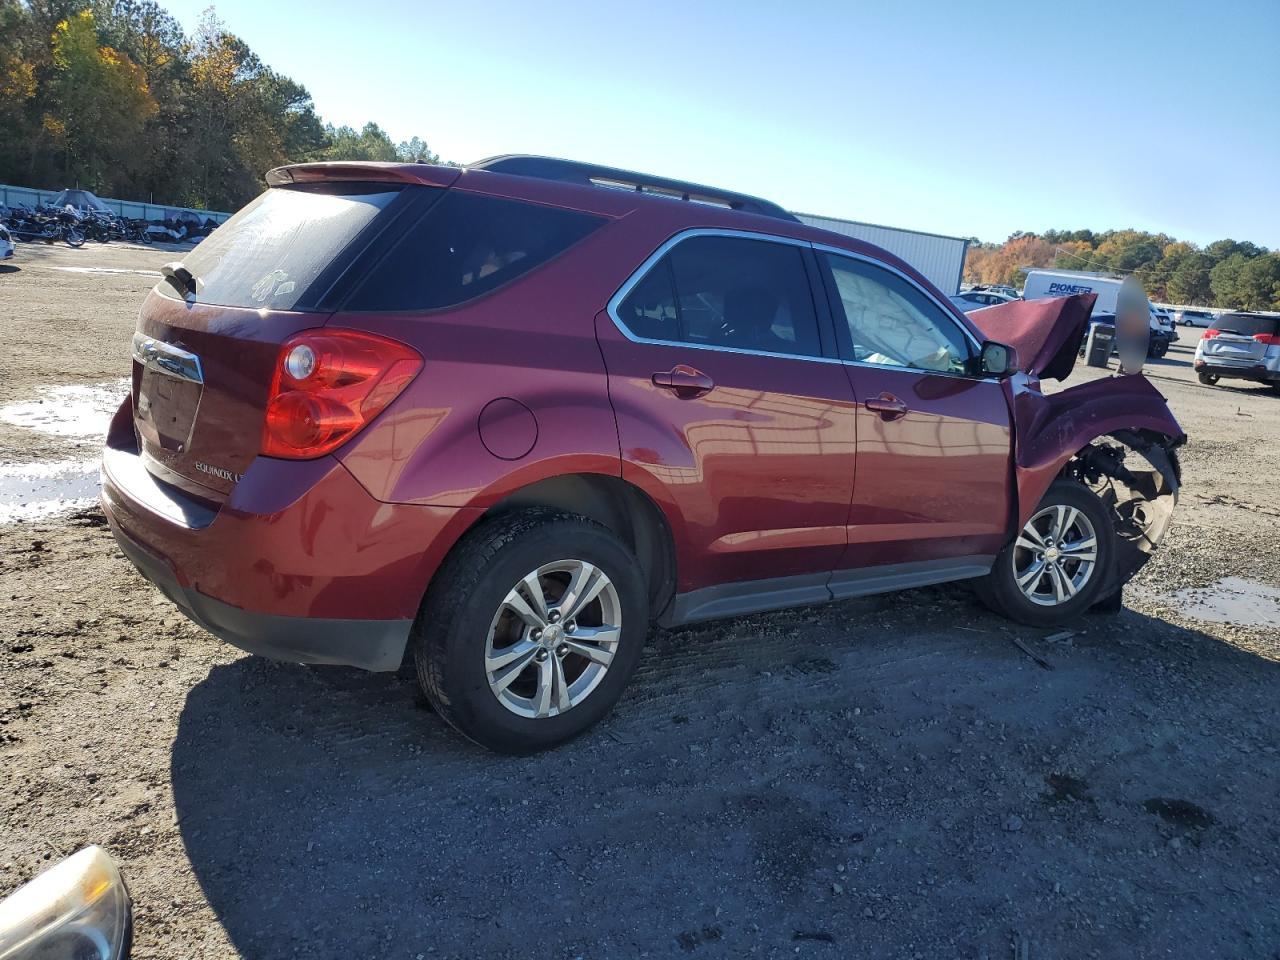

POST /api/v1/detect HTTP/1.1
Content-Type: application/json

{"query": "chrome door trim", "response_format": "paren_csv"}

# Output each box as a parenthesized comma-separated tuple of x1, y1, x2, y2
(604, 227, 843, 365)
(810, 242, 985, 356)
(132, 332, 204, 384)
(605, 228, 997, 380)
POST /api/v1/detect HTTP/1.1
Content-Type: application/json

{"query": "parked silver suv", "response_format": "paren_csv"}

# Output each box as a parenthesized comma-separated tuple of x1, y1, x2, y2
(1193, 312, 1280, 391)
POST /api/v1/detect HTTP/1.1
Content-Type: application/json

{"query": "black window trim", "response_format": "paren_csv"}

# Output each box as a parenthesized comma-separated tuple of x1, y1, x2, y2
(813, 243, 996, 382)
(606, 228, 844, 364)
(331, 188, 611, 315)
(312, 183, 445, 311)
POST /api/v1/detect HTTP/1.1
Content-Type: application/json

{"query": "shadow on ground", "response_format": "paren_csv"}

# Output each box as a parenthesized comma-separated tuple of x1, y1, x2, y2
(171, 596, 1280, 958)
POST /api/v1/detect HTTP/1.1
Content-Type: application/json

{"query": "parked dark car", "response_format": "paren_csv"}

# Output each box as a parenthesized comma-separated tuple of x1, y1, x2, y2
(100, 156, 1185, 752)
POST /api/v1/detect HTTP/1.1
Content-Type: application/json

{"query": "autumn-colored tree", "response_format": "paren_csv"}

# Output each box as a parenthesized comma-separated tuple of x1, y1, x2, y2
(963, 233, 1056, 286)
(965, 229, 1275, 309)
(43, 10, 156, 190)
(0, 0, 440, 208)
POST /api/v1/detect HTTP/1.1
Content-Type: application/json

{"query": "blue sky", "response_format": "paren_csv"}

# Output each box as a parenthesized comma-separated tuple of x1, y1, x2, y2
(163, 0, 1280, 247)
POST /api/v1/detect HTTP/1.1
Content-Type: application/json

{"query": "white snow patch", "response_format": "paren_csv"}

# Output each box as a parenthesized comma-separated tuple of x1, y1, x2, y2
(0, 458, 99, 524)
(0, 380, 129, 444)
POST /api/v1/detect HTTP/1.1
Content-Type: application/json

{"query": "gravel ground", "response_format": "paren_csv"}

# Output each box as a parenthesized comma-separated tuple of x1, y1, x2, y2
(1, 244, 1278, 959)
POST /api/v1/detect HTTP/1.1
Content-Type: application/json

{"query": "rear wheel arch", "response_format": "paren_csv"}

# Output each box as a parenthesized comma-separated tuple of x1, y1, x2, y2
(475, 473, 677, 619)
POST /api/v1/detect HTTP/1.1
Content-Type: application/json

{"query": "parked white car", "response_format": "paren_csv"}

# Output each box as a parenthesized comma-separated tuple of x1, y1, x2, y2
(1193, 312, 1280, 391)
(1151, 305, 1178, 343)
(0, 222, 13, 260)
(1175, 308, 1216, 327)
(953, 290, 1018, 309)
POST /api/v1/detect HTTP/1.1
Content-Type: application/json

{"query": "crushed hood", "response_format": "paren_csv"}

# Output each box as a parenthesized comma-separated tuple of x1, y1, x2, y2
(963, 293, 1096, 381)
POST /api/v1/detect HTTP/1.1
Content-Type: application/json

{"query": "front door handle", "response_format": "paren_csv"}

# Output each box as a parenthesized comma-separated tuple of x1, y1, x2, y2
(865, 392, 908, 420)
(653, 364, 715, 399)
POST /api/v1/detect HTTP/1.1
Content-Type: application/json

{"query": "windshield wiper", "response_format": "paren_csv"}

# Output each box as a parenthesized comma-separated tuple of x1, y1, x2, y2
(160, 261, 197, 297)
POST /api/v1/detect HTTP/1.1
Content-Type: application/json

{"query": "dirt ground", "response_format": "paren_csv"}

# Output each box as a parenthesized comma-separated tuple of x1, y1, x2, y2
(1, 243, 1278, 960)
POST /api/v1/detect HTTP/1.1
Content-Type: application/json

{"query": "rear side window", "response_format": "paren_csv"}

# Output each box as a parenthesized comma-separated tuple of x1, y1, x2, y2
(616, 235, 822, 358)
(344, 192, 606, 312)
(163, 183, 401, 309)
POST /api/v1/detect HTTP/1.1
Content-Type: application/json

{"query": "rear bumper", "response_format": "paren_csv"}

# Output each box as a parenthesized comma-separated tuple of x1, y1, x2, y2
(1194, 358, 1280, 383)
(100, 398, 478, 671)
(113, 526, 412, 670)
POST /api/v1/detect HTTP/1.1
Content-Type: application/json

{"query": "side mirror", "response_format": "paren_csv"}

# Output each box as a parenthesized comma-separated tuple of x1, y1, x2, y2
(979, 340, 1018, 378)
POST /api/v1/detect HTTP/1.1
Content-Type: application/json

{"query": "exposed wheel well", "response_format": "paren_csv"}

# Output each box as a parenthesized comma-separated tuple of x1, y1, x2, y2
(481, 474, 676, 618)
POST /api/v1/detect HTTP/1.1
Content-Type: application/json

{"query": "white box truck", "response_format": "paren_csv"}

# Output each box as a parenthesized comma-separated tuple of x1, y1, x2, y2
(1022, 269, 1175, 357)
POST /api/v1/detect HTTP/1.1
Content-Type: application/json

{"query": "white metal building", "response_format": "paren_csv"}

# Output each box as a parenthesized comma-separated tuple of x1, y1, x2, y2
(794, 212, 970, 295)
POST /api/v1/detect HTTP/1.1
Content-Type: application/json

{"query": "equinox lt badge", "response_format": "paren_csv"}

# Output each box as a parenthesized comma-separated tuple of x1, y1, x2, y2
(194, 461, 242, 483)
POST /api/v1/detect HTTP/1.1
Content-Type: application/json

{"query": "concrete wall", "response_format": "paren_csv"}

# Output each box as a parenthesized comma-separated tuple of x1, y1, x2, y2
(0, 183, 231, 224)
(794, 212, 969, 295)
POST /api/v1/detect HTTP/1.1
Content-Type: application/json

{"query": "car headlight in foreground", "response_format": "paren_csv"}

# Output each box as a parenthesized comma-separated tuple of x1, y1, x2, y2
(0, 847, 132, 960)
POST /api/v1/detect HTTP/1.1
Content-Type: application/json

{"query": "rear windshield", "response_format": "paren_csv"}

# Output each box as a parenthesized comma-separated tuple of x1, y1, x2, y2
(1217, 313, 1280, 337)
(342, 191, 606, 312)
(160, 183, 401, 309)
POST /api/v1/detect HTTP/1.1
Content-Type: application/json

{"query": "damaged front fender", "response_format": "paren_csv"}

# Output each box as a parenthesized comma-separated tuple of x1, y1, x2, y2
(1007, 373, 1185, 587)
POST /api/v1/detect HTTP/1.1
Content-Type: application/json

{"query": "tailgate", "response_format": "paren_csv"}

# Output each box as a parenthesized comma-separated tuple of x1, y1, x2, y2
(1203, 314, 1280, 363)
(1201, 332, 1266, 362)
(127, 179, 412, 501)
(132, 292, 323, 501)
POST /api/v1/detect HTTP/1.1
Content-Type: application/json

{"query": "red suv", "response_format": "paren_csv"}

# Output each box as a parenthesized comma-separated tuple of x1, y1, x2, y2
(101, 156, 1185, 752)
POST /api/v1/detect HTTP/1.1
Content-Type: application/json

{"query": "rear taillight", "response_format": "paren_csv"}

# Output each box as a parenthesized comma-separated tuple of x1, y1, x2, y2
(1253, 333, 1280, 346)
(1202, 329, 1219, 339)
(262, 329, 422, 459)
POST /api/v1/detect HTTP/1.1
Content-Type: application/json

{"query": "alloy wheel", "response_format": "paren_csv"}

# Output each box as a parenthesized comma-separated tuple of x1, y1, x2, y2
(1011, 505, 1099, 606)
(484, 559, 622, 719)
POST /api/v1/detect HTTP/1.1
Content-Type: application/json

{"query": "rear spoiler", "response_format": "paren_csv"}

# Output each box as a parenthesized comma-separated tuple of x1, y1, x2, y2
(266, 162, 461, 189)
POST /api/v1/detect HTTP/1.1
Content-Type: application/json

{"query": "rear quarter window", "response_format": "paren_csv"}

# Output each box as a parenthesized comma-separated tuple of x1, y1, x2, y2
(342, 192, 606, 312)
(161, 183, 402, 309)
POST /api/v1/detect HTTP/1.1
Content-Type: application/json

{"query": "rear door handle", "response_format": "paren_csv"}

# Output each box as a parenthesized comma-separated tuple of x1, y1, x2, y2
(864, 392, 908, 419)
(653, 364, 715, 399)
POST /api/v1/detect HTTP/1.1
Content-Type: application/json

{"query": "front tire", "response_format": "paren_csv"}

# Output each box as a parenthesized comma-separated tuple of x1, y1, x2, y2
(414, 510, 648, 754)
(1197, 371, 1219, 386)
(974, 480, 1115, 628)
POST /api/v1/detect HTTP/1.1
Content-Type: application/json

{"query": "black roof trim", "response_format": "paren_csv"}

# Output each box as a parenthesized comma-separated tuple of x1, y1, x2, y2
(470, 155, 799, 223)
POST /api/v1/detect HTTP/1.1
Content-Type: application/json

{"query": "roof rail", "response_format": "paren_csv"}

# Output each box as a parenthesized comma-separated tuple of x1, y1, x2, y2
(470, 155, 799, 223)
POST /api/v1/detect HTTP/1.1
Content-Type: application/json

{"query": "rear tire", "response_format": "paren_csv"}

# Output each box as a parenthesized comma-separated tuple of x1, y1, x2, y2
(974, 480, 1115, 628)
(414, 509, 648, 754)
(1197, 371, 1219, 386)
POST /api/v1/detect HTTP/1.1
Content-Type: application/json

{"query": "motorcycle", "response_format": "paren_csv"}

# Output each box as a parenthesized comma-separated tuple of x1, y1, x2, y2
(6, 205, 86, 248)
(82, 210, 119, 244)
(123, 218, 153, 245)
